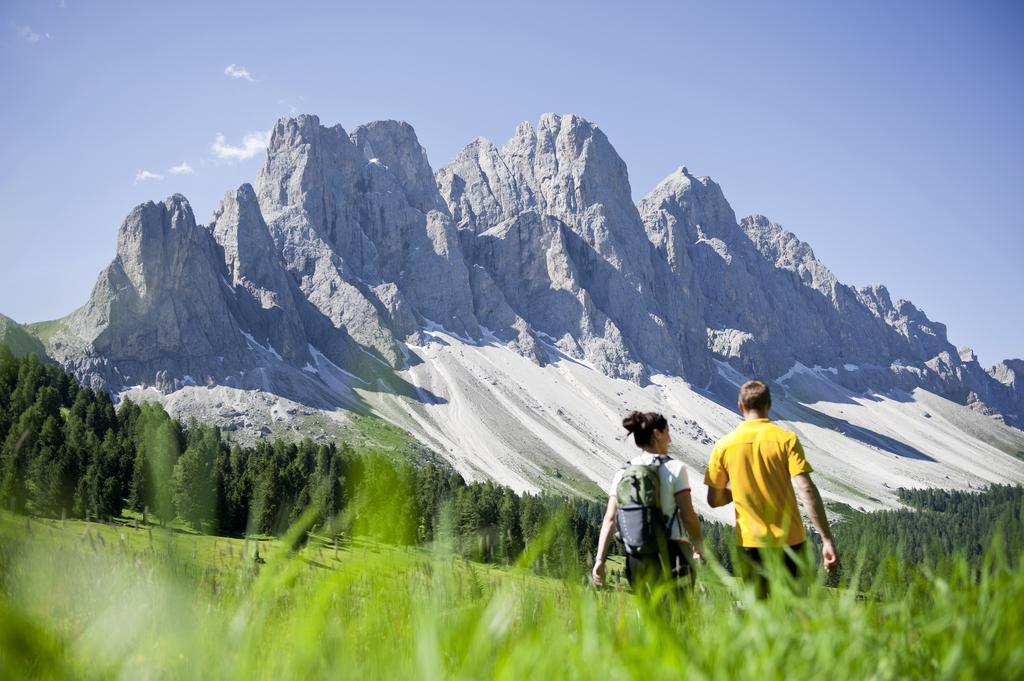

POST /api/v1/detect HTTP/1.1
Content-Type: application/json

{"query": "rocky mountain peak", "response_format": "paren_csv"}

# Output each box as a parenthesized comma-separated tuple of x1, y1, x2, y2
(497, 113, 656, 273)
(256, 114, 481, 357)
(639, 166, 738, 276)
(32, 111, 1023, 438)
(51, 193, 247, 391)
(958, 346, 978, 364)
(209, 184, 281, 294)
(115, 194, 208, 300)
(856, 284, 895, 315)
(439, 114, 706, 382)
(442, 113, 639, 238)
(503, 113, 633, 217)
(435, 136, 522, 230)
(641, 167, 735, 231)
(990, 359, 1024, 389)
(740, 214, 838, 298)
(854, 284, 951, 361)
(349, 120, 442, 214)
(268, 114, 333, 151)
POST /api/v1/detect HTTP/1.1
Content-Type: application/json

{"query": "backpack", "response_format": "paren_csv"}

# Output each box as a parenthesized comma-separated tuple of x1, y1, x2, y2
(615, 455, 673, 558)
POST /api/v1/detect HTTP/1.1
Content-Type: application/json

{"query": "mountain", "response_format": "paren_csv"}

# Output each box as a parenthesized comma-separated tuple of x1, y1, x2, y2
(14, 113, 1024, 510)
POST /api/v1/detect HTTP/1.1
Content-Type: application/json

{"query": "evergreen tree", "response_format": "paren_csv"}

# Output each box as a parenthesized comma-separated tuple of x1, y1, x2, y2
(129, 403, 181, 525)
(77, 430, 125, 520)
(497, 489, 523, 563)
(172, 423, 221, 530)
(249, 441, 285, 535)
(0, 405, 41, 512)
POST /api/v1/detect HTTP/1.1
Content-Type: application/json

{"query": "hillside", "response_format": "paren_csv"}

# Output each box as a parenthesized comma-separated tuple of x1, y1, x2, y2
(0, 314, 49, 360)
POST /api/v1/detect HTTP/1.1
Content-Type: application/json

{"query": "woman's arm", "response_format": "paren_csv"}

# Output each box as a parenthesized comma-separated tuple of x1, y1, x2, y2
(592, 495, 618, 587)
(675, 490, 705, 559)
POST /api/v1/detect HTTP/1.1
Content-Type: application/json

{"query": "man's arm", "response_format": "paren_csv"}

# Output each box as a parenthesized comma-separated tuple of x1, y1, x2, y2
(704, 445, 731, 508)
(707, 485, 733, 508)
(592, 495, 618, 586)
(793, 473, 838, 571)
(674, 490, 704, 558)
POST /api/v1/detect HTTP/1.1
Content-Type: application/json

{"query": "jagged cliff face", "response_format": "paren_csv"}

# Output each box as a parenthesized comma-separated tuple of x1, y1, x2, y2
(36, 112, 1023, 455)
(253, 115, 479, 366)
(438, 113, 709, 383)
(638, 170, 914, 377)
(47, 195, 249, 391)
(634, 168, 1024, 426)
(992, 360, 1024, 392)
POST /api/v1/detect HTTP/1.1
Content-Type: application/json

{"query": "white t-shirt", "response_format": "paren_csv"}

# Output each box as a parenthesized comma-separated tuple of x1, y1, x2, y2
(608, 454, 692, 541)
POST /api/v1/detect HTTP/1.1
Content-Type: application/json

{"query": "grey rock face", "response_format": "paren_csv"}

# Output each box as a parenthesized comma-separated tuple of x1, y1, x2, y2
(254, 116, 402, 364)
(853, 284, 951, 362)
(255, 115, 479, 363)
(638, 169, 953, 377)
(38, 111, 1021, 433)
(635, 165, 1024, 426)
(437, 137, 525, 230)
(640, 169, 846, 376)
(991, 359, 1024, 391)
(439, 114, 707, 383)
(50, 195, 248, 391)
(209, 183, 309, 363)
(741, 213, 838, 298)
(205, 182, 368, 380)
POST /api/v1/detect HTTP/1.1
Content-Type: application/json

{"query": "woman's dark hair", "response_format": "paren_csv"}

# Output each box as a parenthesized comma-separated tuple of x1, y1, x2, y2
(622, 411, 668, 448)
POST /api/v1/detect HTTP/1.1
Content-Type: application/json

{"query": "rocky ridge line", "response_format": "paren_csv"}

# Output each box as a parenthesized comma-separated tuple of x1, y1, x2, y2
(26, 113, 1023, 431)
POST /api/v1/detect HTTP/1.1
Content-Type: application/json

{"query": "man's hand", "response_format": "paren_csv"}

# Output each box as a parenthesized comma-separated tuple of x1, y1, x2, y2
(822, 539, 838, 572)
(592, 559, 606, 587)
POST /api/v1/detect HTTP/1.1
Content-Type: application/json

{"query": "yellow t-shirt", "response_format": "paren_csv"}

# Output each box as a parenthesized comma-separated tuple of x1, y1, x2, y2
(704, 418, 813, 548)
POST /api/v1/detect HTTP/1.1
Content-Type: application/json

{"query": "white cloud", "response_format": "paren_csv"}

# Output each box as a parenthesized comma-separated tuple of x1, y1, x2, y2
(134, 170, 163, 184)
(17, 25, 50, 43)
(168, 161, 194, 175)
(224, 64, 255, 82)
(210, 131, 270, 162)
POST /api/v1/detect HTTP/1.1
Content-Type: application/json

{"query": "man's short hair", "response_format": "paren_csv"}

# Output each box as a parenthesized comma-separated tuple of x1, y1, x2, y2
(739, 380, 771, 412)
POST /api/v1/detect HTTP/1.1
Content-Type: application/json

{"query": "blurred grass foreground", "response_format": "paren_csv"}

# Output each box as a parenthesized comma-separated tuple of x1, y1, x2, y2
(2, 495, 1023, 681)
(2, 347, 1022, 678)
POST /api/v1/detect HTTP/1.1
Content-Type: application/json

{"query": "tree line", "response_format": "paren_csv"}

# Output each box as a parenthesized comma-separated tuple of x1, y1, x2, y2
(0, 347, 614, 574)
(826, 484, 1024, 589)
(2, 345, 1020, 583)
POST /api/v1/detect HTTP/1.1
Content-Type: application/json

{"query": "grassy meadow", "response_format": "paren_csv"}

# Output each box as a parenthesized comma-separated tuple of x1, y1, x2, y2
(1, 349, 1021, 678)
(2, 505, 1022, 681)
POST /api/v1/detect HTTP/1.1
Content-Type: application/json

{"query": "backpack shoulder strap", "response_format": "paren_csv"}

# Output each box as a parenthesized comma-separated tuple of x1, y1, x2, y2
(655, 456, 681, 534)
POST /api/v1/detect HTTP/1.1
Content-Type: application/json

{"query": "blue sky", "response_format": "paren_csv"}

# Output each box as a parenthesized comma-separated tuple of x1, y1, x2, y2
(1, 0, 1021, 366)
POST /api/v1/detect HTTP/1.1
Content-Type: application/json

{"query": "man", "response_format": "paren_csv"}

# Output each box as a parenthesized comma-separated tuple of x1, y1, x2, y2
(705, 380, 838, 596)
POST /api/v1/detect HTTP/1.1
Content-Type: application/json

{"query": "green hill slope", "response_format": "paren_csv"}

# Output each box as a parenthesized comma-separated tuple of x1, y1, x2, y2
(0, 313, 50, 359)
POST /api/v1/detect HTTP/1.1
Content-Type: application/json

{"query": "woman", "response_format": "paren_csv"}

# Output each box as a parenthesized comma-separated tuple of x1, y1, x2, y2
(592, 411, 704, 591)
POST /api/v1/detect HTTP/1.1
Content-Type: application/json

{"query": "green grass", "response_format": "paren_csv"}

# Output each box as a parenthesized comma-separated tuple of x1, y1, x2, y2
(0, 315, 50, 359)
(1, 509, 1022, 681)
(825, 500, 859, 520)
(22, 318, 66, 344)
(341, 413, 452, 469)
